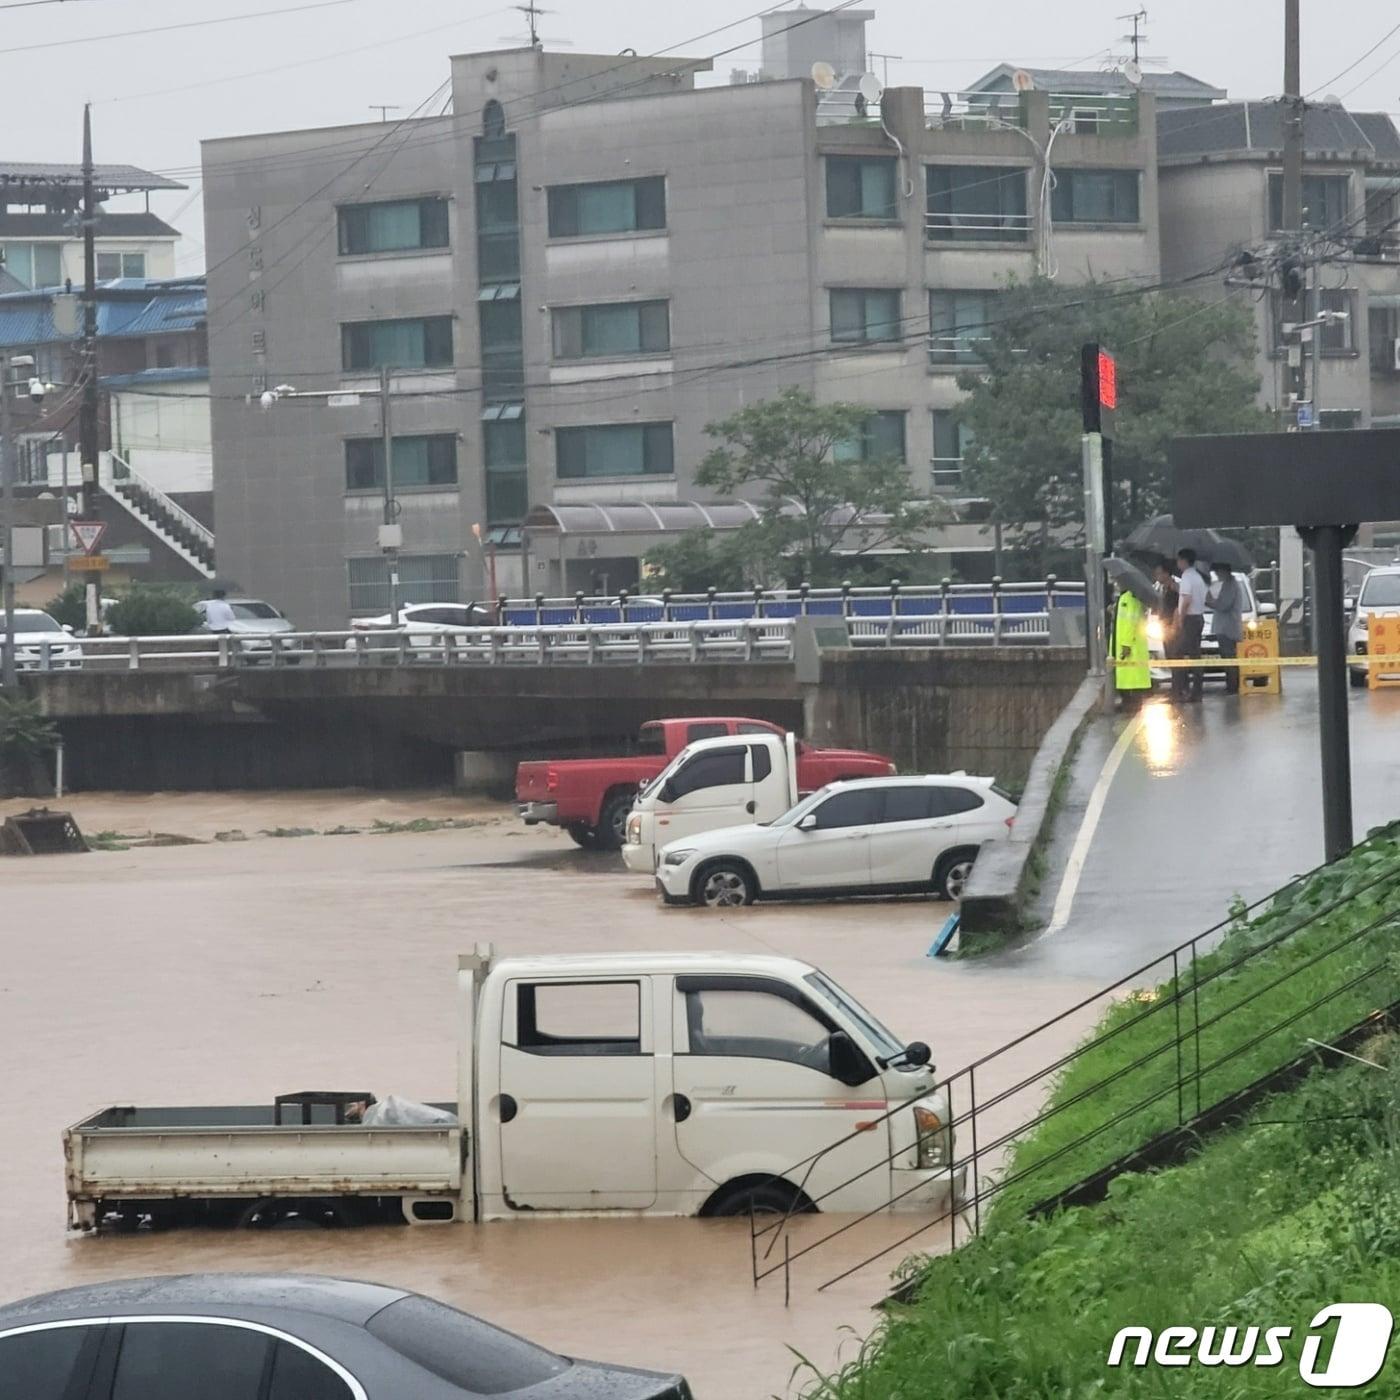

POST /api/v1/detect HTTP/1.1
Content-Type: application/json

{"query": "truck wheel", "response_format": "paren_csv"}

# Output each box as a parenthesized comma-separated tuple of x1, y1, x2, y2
(934, 848, 980, 901)
(565, 822, 599, 849)
(595, 792, 634, 851)
(694, 860, 756, 908)
(703, 1178, 812, 1217)
(237, 1197, 357, 1229)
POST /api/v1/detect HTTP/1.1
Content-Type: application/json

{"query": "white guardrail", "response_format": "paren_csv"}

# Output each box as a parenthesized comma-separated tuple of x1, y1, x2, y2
(12, 610, 1074, 673)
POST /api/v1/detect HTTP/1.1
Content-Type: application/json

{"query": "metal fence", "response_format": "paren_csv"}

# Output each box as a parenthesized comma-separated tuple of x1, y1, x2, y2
(750, 846, 1400, 1298)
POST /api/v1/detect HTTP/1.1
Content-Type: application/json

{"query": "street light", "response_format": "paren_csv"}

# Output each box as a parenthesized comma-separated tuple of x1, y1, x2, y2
(255, 369, 402, 620)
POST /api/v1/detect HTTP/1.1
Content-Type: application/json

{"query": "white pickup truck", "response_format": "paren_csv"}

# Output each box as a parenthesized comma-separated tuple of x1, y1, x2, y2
(66, 947, 962, 1233)
(622, 732, 802, 874)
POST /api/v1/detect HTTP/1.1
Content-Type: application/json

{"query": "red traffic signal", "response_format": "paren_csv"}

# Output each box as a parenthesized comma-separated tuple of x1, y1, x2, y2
(1082, 342, 1118, 435)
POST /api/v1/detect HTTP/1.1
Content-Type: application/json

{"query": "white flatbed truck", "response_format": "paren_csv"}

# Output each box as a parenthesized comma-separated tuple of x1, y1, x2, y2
(66, 947, 961, 1232)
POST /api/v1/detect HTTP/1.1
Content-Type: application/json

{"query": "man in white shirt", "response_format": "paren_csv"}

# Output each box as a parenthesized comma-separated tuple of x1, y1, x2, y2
(202, 589, 237, 631)
(1173, 548, 1207, 702)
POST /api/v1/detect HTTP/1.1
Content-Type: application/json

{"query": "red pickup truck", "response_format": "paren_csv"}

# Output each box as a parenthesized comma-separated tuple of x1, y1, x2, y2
(516, 716, 895, 850)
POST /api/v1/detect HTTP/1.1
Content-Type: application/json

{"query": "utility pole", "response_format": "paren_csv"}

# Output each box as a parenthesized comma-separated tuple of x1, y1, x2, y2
(379, 363, 400, 620)
(1, 352, 16, 691)
(79, 104, 101, 636)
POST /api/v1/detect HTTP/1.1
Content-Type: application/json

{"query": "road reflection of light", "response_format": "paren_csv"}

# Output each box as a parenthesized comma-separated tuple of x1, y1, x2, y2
(1139, 698, 1179, 775)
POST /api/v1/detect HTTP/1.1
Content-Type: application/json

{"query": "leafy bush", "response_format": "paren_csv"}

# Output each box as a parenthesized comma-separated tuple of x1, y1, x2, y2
(104, 584, 200, 637)
(0, 696, 58, 758)
(45, 583, 88, 632)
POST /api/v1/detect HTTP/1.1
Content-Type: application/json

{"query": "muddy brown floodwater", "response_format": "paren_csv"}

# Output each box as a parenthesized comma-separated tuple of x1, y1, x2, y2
(0, 793, 1103, 1398)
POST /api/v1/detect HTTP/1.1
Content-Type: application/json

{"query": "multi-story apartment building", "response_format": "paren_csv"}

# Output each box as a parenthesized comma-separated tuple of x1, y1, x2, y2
(203, 29, 1162, 626)
(0, 162, 184, 291)
(1157, 101, 1400, 430)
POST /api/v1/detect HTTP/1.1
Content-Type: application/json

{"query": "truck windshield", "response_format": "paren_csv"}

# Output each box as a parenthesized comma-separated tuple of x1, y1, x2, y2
(803, 971, 905, 1062)
(1360, 574, 1400, 608)
(636, 724, 666, 756)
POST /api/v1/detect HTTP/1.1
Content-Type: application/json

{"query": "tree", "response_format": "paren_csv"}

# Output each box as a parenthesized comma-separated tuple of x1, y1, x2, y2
(0, 696, 58, 797)
(649, 388, 949, 588)
(105, 584, 200, 637)
(955, 277, 1266, 555)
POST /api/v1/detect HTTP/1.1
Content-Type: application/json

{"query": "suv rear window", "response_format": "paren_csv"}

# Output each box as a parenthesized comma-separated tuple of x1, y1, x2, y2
(366, 1295, 568, 1395)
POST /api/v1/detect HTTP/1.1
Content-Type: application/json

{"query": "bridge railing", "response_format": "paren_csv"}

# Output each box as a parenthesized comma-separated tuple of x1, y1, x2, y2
(497, 578, 1084, 628)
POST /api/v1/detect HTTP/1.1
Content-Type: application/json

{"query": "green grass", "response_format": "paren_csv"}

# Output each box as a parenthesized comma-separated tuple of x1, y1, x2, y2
(803, 1050, 1400, 1398)
(989, 827, 1400, 1219)
(802, 828, 1400, 1398)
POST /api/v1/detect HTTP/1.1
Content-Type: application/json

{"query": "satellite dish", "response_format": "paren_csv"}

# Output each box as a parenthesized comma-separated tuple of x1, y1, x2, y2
(810, 60, 837, 91)
(1122, 59, 1143, 88)
(1011, 68, 1035, 92)
(857, 72, 883, 104)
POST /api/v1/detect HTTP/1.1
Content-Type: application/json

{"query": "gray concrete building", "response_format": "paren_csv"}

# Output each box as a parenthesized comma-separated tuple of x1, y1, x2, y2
(1158, 100, 1400, 433)
(203, 26, 1162, 627)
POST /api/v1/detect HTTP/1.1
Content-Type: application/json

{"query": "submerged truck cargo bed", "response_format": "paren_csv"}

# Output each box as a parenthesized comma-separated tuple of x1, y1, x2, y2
(65, 1103, 463, 1231)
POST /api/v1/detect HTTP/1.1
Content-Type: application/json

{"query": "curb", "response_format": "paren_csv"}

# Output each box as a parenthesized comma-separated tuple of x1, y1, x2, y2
(959, 674, 1103, 938)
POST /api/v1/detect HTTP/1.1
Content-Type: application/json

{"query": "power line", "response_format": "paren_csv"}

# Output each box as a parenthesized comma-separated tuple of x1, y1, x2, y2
(0, 0, 108, 10)
(1306, 18, 1400, 97)
(1, 0, 365, 55)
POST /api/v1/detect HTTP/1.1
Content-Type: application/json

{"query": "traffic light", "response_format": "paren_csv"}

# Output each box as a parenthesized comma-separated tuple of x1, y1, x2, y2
(1081, 342, 1117, 437)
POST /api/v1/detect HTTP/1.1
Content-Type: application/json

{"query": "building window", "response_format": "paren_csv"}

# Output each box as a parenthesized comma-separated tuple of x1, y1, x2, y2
(835, 411, 906, 465)
(547, 176, 666, 238)
(482, 99, 506, 140)
(484, 418, 526, 468)
(345, 434, 458, 492)
(926, 165, 1029, 242)
(830, 288, 901, 344)
(552, 300, 670, 359)
(931, 409, 973, 489)
(337, 197, 449, 255)
(1268, 173, 1350, 231)
(556, 422, 674, 478)
(0, 241, 62, 288)
(1369, 300, 1400, 373)
(1273, 288, 1355, 354)
(348, 553, 459, 612)
(929, 290, 1000, 365)
(475, 171, 518, 235)
(826, 156, 898, 220)
(487, 469, 529, 524)
(341, 316, 453, 370)
(1050, 169, 1140, 224)
(96, 250, 146, 279)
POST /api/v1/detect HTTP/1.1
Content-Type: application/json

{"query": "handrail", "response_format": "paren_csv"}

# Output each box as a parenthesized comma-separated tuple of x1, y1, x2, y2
(748, 835, 1400, 1297)
(105, 452, 215, 551)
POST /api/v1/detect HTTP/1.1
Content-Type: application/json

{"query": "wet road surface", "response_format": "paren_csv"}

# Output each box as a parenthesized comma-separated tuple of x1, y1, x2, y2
(1003, 675, 1400, 982)
(1, 810, 1100, 1399)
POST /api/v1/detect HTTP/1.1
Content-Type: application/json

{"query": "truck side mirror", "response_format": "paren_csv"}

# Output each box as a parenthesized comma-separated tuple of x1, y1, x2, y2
(901, 1040, 932, 1067)
(828, 1030, 874, 1087)
(797, 813, 818, 832)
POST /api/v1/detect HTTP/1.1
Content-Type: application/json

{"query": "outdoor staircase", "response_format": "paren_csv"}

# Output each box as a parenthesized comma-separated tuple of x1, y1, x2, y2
(100, 454, 216, 579)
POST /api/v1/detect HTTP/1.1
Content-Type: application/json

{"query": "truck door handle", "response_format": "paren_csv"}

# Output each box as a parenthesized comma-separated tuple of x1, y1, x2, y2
(745, 801, 756, 814)
(673, 1093, 692, 1123)
(499, 1094, 518, 1123)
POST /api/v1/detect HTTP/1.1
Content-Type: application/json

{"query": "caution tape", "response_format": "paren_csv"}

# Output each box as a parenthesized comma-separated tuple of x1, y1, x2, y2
(1112, 655, 1400, 669)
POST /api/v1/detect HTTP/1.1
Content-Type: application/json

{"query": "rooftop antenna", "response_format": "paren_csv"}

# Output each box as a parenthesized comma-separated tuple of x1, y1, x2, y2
(501, 2, 569, 49)
(369, 104, 401, 123)
(1118, 8, 1148, 65)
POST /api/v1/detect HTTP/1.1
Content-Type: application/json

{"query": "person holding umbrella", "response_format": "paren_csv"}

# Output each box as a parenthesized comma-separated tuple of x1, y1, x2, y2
(1105, 557, 1154, 703)
(1173, 547, 1208, 702)
(1209, 559, 1244, 695)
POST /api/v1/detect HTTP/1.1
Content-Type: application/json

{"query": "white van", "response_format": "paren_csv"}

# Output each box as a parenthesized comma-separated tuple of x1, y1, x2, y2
(622, 732, 800, 874)
(65, 948, 962, 1230)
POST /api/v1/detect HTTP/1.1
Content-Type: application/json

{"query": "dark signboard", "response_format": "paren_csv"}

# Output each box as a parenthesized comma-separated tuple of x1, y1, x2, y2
(1171, 429, 1400, 528)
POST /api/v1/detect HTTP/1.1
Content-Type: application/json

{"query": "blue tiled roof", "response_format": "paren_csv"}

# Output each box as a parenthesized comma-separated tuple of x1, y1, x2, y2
(0, 277, 205, 347)
(100, 366, 208, 389)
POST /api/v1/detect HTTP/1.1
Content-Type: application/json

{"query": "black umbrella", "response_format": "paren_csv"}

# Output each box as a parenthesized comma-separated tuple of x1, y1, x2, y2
(1104, 556, 1158, 608)
(1122, 514, 1253, 571)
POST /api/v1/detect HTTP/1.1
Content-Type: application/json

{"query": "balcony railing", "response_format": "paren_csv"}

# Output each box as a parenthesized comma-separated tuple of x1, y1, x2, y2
(925, 210, 1033, 243)
(924, 91, 1027, 132)
(1046, 92, 1139, 136)
(923, 90, 1138, 136)
(928, 333, 993, 367)
(931, 456, 965, 490)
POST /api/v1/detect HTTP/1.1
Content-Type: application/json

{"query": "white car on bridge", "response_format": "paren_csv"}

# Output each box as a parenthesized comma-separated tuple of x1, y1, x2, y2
(654, 774, 1016, 908)
(2, 609, 83, 671)
(1348, 564, 1400, 686)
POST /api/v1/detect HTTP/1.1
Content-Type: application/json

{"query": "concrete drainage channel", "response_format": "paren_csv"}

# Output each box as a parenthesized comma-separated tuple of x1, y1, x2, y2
(958, 675, 1103, 947)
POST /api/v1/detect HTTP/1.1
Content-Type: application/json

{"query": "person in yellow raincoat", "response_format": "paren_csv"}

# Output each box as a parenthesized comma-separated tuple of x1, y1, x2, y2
(1114, 587, 1152, 701)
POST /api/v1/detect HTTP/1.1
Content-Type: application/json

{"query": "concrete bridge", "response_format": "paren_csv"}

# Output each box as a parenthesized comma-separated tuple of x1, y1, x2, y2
(22, 648, 1085, 792)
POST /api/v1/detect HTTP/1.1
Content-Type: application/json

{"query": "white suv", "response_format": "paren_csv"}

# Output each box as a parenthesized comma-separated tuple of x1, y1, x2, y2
(655, 774, 1016, 908)
(1348, 565, 1400, 686)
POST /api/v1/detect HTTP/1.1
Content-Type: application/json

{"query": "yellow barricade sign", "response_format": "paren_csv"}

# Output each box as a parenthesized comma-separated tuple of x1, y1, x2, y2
(1238, 619, 1280, 695)
(1368, 615, 1400, 689)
